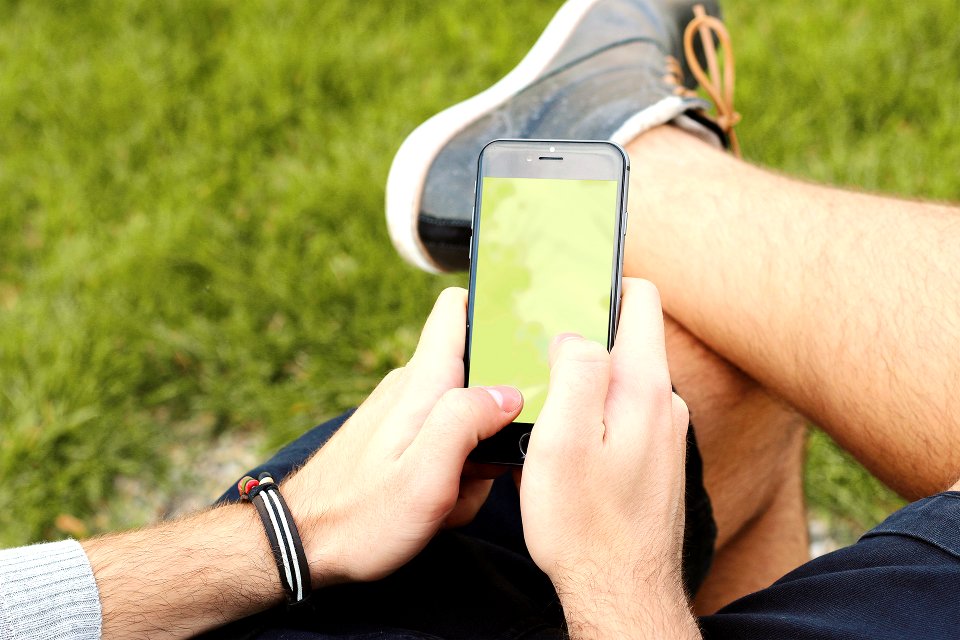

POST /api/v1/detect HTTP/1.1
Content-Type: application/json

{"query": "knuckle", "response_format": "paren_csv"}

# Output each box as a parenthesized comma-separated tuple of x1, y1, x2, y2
(369, 366, 406, 398)
(671, 393, 691, 448)
(377, 366, 409, 393)
(435, 387, 484, 425)
(646, 370, 673, 396)
(383, 366, 407, 384)
(672, 393, 690, 427)
(626, 364, 670, 401)
(553, 342, 610, 391)
(631, 278, 662, 304)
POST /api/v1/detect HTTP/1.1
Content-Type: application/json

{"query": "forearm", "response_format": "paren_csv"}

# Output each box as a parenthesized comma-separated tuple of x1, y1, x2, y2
(626, 127, 960, 498)
(556, 569, 700, 640)
(82, 504, 285, 639)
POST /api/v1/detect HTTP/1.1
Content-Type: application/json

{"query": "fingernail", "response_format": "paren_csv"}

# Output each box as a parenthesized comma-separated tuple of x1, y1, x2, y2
(553, 332, 583, 346)
(481, 386, 522, 412)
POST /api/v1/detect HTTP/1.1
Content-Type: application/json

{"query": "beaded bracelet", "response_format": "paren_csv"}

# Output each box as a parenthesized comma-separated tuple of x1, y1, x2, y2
(238, 471, 312, 606)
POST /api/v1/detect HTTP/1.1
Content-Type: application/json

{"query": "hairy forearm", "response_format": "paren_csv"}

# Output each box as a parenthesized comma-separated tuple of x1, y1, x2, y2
(555, 567, 700, 640)
(82, 504, 285, 639)
(562, 597, 701, 640)
(627, 127, 960, 499)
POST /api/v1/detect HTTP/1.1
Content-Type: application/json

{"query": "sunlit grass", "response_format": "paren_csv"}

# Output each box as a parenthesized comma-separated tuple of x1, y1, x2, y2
(1, 0, 956, 546)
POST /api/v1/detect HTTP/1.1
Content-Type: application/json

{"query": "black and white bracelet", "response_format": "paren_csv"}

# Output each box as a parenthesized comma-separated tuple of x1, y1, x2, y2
(238, 472, 312, 606)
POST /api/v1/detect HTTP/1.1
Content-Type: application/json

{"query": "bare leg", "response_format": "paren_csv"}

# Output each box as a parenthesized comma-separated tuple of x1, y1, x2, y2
(662, 314, 808, 613)
(625, 126, 960, 500)
(627, 124, 959, 611)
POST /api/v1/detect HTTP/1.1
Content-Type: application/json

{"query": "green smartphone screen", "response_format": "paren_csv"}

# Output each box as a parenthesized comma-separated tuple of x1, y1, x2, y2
(469, 176, 620, 424)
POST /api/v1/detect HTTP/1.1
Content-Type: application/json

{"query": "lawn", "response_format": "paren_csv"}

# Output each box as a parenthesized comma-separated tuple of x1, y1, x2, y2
(1, 0, 957, 548)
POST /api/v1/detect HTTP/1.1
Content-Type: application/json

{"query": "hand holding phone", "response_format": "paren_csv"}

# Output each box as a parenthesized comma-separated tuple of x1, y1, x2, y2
(518, 278, 696, 637)
(281, 288, 520, 586)
(466, 140, 630, 464)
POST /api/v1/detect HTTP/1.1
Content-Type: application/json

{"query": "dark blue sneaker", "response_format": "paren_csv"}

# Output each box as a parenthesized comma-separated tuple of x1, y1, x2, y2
(386, 0, 728, 273)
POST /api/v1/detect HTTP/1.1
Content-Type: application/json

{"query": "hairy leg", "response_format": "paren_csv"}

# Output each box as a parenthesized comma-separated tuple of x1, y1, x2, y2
(662, 314, 808, 613)
(625, 126, 960, 500)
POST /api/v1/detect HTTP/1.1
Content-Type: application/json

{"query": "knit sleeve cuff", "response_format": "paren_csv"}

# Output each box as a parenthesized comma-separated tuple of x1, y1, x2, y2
(0, 539, 102, 640)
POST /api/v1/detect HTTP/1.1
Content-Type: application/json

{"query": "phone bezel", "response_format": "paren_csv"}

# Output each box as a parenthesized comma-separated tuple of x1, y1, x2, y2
(465, 139, 630, 465)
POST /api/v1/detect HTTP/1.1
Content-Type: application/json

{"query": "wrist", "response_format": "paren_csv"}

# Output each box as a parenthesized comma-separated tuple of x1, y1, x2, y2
(220, 502, 290, 606)
(554, 563, 699, 639)
(278, 471, 344, 589)
(238, 473, 316, 604)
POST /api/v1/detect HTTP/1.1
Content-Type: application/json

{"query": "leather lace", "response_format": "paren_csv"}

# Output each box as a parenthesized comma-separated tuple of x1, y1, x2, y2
(682, 4, 741, 157)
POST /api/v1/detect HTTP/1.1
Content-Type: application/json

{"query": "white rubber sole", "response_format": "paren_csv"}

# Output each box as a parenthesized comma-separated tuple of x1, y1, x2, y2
(384, 0, 606, 273)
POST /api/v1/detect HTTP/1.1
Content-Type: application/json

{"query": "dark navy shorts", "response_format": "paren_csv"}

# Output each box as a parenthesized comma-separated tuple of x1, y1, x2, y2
(699, 491, 960, 639)
(205, 410, 960, 639)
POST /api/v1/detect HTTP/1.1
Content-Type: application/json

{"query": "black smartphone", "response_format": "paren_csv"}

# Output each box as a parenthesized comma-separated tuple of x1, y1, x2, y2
(465, 139, 630, 465)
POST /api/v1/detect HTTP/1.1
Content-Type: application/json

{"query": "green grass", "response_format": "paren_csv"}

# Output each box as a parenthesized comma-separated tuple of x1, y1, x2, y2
(1, 0, 957, 547)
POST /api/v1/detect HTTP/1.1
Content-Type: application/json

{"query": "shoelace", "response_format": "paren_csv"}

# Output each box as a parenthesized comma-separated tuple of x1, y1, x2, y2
(665, 4, 741, 156)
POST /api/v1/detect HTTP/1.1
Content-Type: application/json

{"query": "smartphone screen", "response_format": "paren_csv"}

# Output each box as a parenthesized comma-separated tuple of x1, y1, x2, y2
(466, 140, 629, 464)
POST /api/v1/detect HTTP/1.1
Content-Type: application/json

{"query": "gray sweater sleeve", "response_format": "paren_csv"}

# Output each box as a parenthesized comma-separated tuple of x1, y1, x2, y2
(0, 539, 102, 640)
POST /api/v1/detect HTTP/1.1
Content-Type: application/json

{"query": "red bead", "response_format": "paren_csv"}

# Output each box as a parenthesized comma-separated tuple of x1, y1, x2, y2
(237, 476, 260, 498)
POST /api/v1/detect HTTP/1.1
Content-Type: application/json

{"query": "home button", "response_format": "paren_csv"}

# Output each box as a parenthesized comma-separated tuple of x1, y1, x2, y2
(518, 432, 530, 457)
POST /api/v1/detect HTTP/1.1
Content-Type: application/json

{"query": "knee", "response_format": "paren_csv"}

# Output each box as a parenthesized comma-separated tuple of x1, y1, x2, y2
(662, 314, 808, 544)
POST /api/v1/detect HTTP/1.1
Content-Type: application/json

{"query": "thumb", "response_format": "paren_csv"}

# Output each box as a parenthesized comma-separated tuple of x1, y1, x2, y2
(533, 334, 610, 450)
(403, 386, 522, 487)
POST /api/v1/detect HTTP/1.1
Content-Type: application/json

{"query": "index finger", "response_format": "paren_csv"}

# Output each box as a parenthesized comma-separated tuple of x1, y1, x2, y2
(606, 278, 672, 433)
(410, 287, 468, 367)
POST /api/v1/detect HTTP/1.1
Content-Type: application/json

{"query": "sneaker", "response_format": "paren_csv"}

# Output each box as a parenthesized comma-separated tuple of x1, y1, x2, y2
(386, 0, 729, 273)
